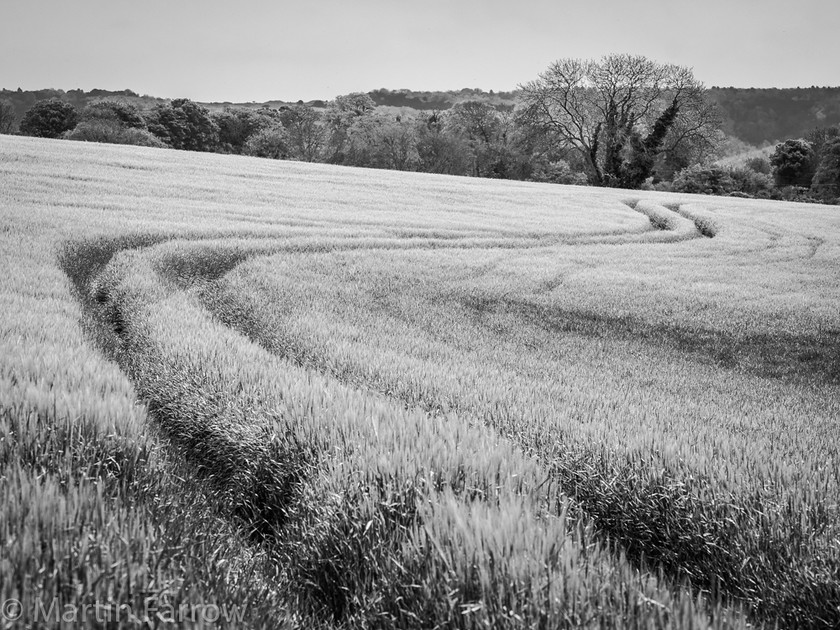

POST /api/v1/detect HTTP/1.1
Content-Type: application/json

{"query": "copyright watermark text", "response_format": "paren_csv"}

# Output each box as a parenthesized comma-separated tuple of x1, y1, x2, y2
(2, 597, 245, 625)
(2, 599, 22, 622)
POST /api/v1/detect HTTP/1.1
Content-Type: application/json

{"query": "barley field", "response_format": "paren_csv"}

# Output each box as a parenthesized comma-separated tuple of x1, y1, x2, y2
(1, 134, 838, 629)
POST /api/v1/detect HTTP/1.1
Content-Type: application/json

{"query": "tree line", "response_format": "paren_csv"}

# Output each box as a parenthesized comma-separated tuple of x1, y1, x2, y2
(2, 54, 838, 203)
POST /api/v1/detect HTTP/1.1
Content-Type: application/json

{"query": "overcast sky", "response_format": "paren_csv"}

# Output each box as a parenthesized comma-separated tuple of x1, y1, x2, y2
(2, 0, 839, 102)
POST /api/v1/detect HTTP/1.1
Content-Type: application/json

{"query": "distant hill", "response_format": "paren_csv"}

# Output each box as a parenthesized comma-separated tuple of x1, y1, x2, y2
(3, 86, 839, 147)
(366, 88, 519, 111)
(706, 87, 840, 145)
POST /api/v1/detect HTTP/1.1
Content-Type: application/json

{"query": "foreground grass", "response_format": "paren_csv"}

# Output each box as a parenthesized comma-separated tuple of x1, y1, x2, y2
(196, 241, 838, 624)
(1, 134, 838, 627)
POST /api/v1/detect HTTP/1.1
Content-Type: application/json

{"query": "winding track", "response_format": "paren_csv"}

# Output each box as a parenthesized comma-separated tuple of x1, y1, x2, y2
(63, 203, 724, 600)
(60, 200, 838, 627)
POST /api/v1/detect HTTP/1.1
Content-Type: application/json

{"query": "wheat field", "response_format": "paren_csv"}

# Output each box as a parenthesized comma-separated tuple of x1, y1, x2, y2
(1, 134, 839, 628)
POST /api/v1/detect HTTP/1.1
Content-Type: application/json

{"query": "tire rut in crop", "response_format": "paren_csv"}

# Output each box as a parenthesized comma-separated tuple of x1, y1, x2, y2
(53, 207, 750, 626)
(460, 295, 840, 386)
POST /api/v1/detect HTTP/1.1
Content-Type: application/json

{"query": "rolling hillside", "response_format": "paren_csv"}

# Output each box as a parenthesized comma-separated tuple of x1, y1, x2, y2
(2, 135, 839, 628)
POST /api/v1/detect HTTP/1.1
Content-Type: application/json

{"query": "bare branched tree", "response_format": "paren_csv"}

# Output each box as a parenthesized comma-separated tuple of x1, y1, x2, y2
(520, 54, 720, 187)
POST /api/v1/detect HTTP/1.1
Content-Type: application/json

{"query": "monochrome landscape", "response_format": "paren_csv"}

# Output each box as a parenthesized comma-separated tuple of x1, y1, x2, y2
(2, 1, 840, 628)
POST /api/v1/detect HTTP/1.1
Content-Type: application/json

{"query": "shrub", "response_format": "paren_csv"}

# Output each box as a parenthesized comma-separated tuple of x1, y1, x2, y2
(744, 156, 771, 174)
(119, 127, 168, 148)
(641, 178, 674, 192)
(243, 125, 288, 159)
(19, 98, 78, 138)
(671, 164, 737, 195)
(530, 160, 590, 185)
(671, 164, 773, 198)
(67, 120, 125, 143)
(67, 121, 166, 148)
(776, 186, 822, 203)
(68, 100, 165, 148)
(729, 166, 774, 196)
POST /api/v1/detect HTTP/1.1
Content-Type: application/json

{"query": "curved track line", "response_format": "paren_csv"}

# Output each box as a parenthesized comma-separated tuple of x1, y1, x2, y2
(624, 200, 717, 240)
(75, 229, 836, 628)
(53, 199, 744, 625)
(664, 203, 719, 238)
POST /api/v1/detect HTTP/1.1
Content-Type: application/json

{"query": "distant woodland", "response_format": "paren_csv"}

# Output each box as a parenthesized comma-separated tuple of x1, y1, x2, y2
(369, 86, 840, 146)
(4, 85, 839, 146)
(2, 60, 839, 203)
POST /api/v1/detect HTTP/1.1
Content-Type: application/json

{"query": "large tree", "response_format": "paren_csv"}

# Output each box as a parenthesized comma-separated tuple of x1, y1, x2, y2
(414, 111, 472, 175)
(279, 104, 326, 162)
(145, 98, 219, 152)
(448, 100, 509, 177)
(371, 115, 419, 171)
(213, 107, 281, 154)
(519, 54, 719, 187)
(19, 98, 78, 139)
(81, 99, 147, 129)
(323, 92, 377, 164)
(770, 139, 816, 188)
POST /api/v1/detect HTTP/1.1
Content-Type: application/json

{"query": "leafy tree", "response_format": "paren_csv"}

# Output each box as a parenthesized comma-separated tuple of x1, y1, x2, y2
(620, 100, 681, 188)
(243, 125, 288, 159)
(19, 98, 78, 138)
(0, 99, 16, 134)
(770, 139, 816, 187)
(519, 54, 719, 188)
(65, 99, 156, 146)
(371, 116, 419, 171)
(318, 104, 421, 171)
(145, 98, 219, 151)
(331, 92, 377, 117)
(414, 111, 471, 175)
(213, 107, 280, 154)
(449, 101, 499, 144)
(279, 104, 325, 162)
(448, 100, 506, 177)
(324, 92, 377, 164)
(811, 136, 840, 201)
(447, 101, 533, 179)
(807, 125, 840, 158)
(81, 100, 146, 129)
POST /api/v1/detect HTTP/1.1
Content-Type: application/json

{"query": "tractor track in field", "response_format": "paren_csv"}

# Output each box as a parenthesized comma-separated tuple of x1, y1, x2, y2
(111, 200, 837, 389)
(460, 294, 840, 385)
(57, 201, 840, 628)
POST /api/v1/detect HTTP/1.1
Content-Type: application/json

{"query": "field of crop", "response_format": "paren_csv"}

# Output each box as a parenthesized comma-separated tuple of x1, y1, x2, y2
(1, 134, 839, 628)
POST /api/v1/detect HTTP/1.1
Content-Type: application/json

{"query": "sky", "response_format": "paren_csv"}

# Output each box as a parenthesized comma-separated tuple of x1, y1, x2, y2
(2, 0, 839, 102)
